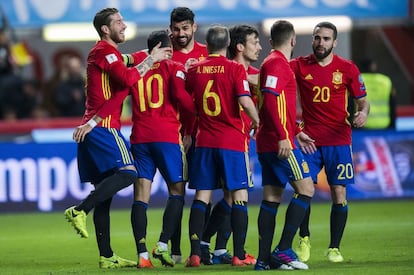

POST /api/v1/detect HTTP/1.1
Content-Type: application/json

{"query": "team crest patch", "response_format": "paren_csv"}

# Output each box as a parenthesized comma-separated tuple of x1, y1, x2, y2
(332, 70, 343, 85)
(302, 160, 310, 173)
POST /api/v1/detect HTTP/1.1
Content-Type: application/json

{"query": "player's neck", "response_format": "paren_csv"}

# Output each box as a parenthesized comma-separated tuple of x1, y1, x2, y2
(234, 56, 250, 70)
(317, 54, 333, 66)
(102, 37, 118, 49)
(274, 46, 292, 61)
(210, 48, 227, 57)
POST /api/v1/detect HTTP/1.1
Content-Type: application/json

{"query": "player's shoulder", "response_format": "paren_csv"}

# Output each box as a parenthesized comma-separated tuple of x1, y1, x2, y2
(93, 40, 117, 53)
(194, 41, 207, 49)
(333, 54, 354, 66)
(92, 41, 121, 61)
(88, 41, 122, 67)
(164, 59, 186, 72)
(292, 54, 314, 64)
(333, 54, 358, 71)
(262, 52, 286, 68)
(227, 58, 247, 71)
(247, 65, 259, 74)
(194, 41, 208, 56)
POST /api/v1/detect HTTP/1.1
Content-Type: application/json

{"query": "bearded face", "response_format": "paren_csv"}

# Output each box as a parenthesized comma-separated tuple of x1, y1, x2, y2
(170, 20, 196, 49)
(313, 44, 333, 60)
(311, 27, 336, 61)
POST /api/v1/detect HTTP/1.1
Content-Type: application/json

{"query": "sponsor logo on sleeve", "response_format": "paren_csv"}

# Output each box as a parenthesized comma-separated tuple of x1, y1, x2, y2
(265, 75, 278, 89)
(105, 53, 118, 64)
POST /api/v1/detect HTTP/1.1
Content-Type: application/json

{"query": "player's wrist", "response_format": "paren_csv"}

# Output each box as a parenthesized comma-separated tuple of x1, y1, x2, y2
(135, 55, 154, 77)
(87, 118, 98, 128)
(146, 54, 155, 64)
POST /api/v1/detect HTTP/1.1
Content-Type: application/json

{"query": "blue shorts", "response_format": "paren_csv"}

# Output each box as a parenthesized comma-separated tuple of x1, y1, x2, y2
(258, 148, 311, 188)
(131, 142, 187, 184)
(77, 127, 134, 183)
(304, 145, 354, 185)
(189, 147, 251, 191)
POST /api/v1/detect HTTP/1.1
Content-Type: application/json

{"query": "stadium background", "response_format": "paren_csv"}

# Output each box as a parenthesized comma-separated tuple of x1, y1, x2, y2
(0, 0, 413, 212)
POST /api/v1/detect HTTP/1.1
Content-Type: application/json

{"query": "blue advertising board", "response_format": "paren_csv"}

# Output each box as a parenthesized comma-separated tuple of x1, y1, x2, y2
(0, 0, 411, 28)
(1, 129, 414, 213)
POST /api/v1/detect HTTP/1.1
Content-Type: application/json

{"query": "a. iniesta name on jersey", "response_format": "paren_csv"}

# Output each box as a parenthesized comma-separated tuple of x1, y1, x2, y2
(196, 65, 225, 74)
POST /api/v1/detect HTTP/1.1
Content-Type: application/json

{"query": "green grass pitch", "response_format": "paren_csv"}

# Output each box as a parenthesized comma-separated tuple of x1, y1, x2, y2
(0, 199, 413, 274)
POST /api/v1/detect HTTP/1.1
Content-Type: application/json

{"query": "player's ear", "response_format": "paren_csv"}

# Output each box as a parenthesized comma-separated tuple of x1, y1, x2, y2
(101, 25, 110, 35)
(333, 39, 338, 49)
(291, 36, 296, 48)
(236, 43, 244, 53)
(193, 22, 198, 33)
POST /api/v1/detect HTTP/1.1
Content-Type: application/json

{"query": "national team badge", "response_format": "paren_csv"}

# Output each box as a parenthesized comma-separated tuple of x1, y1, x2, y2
(332, 70, 343, 85)
(302, 160, 310, 173)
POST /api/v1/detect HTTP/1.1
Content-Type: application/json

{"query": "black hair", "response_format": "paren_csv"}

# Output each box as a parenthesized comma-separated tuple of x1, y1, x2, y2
(228, 24, 259, 59)
(314, 21, 338, 40)
(270, 20, 295, 47)
(170, 7, 195, 25)
(147, 30, 171, 53)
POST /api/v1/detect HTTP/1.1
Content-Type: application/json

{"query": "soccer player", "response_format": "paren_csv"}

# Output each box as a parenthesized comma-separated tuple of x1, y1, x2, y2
(254, 20, 315, 271)
(168, 6, 208, 264)
(170, 7, 207, 69)
(129, 30, 195, 268)
(199, 24, 262, 265)
(64, 7, 171, 269)
(291, 21, 369, 263)
(184, 24, 259, 268)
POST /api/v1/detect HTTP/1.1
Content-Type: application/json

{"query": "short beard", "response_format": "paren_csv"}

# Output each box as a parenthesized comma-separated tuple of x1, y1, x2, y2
(175, 34, 192, 48)
(111, 33, 125, 44)
(313, 46, 333, 60)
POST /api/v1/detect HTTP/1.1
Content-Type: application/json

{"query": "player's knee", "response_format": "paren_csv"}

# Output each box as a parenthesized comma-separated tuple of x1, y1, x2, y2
(296, 177, 315, 197)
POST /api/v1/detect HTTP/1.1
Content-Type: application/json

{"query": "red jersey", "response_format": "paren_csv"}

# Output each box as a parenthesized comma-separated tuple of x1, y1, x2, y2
(172, 41, 208, 136)
(172, 41, 208, 65)
(129, 60, 195, 144)
(247, 65, 260, 105)
(290, 54, 367, 146)
(186, 54, 251, 152)
(82, 40, 146, 129)
(241, 65, 260, 140)
(256, 50, 297, 153)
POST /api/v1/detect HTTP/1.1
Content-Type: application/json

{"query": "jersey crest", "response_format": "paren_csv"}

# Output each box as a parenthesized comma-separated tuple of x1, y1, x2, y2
(332, 70, 343, 85)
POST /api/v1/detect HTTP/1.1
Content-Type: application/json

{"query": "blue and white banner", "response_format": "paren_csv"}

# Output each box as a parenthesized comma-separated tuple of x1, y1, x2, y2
(0, 0, 411, 28)
(1, 129, 414, 213)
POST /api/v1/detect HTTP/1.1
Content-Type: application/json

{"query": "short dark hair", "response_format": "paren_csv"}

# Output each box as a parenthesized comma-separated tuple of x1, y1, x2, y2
(93, 7, 118, 37)
(206, 25, 229, 53)
(228, 24, 259, 59)
(147, 30, 171, 53)
(270, 20, 295, 47)
(314, 21, 338, 40)
(170, 7, 195, 25)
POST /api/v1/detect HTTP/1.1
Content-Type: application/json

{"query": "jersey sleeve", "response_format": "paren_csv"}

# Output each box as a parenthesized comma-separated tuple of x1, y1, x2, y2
(348, 62, 367, 99)
(171, 62, 196, 135)
(96, 47, 141, 88)
(95, 89, 129, 119)
(260, 60, 290, 140)
(262, 91, 287, 140)
(234, 62, 251, 97)
(123, 50, 149, 67)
